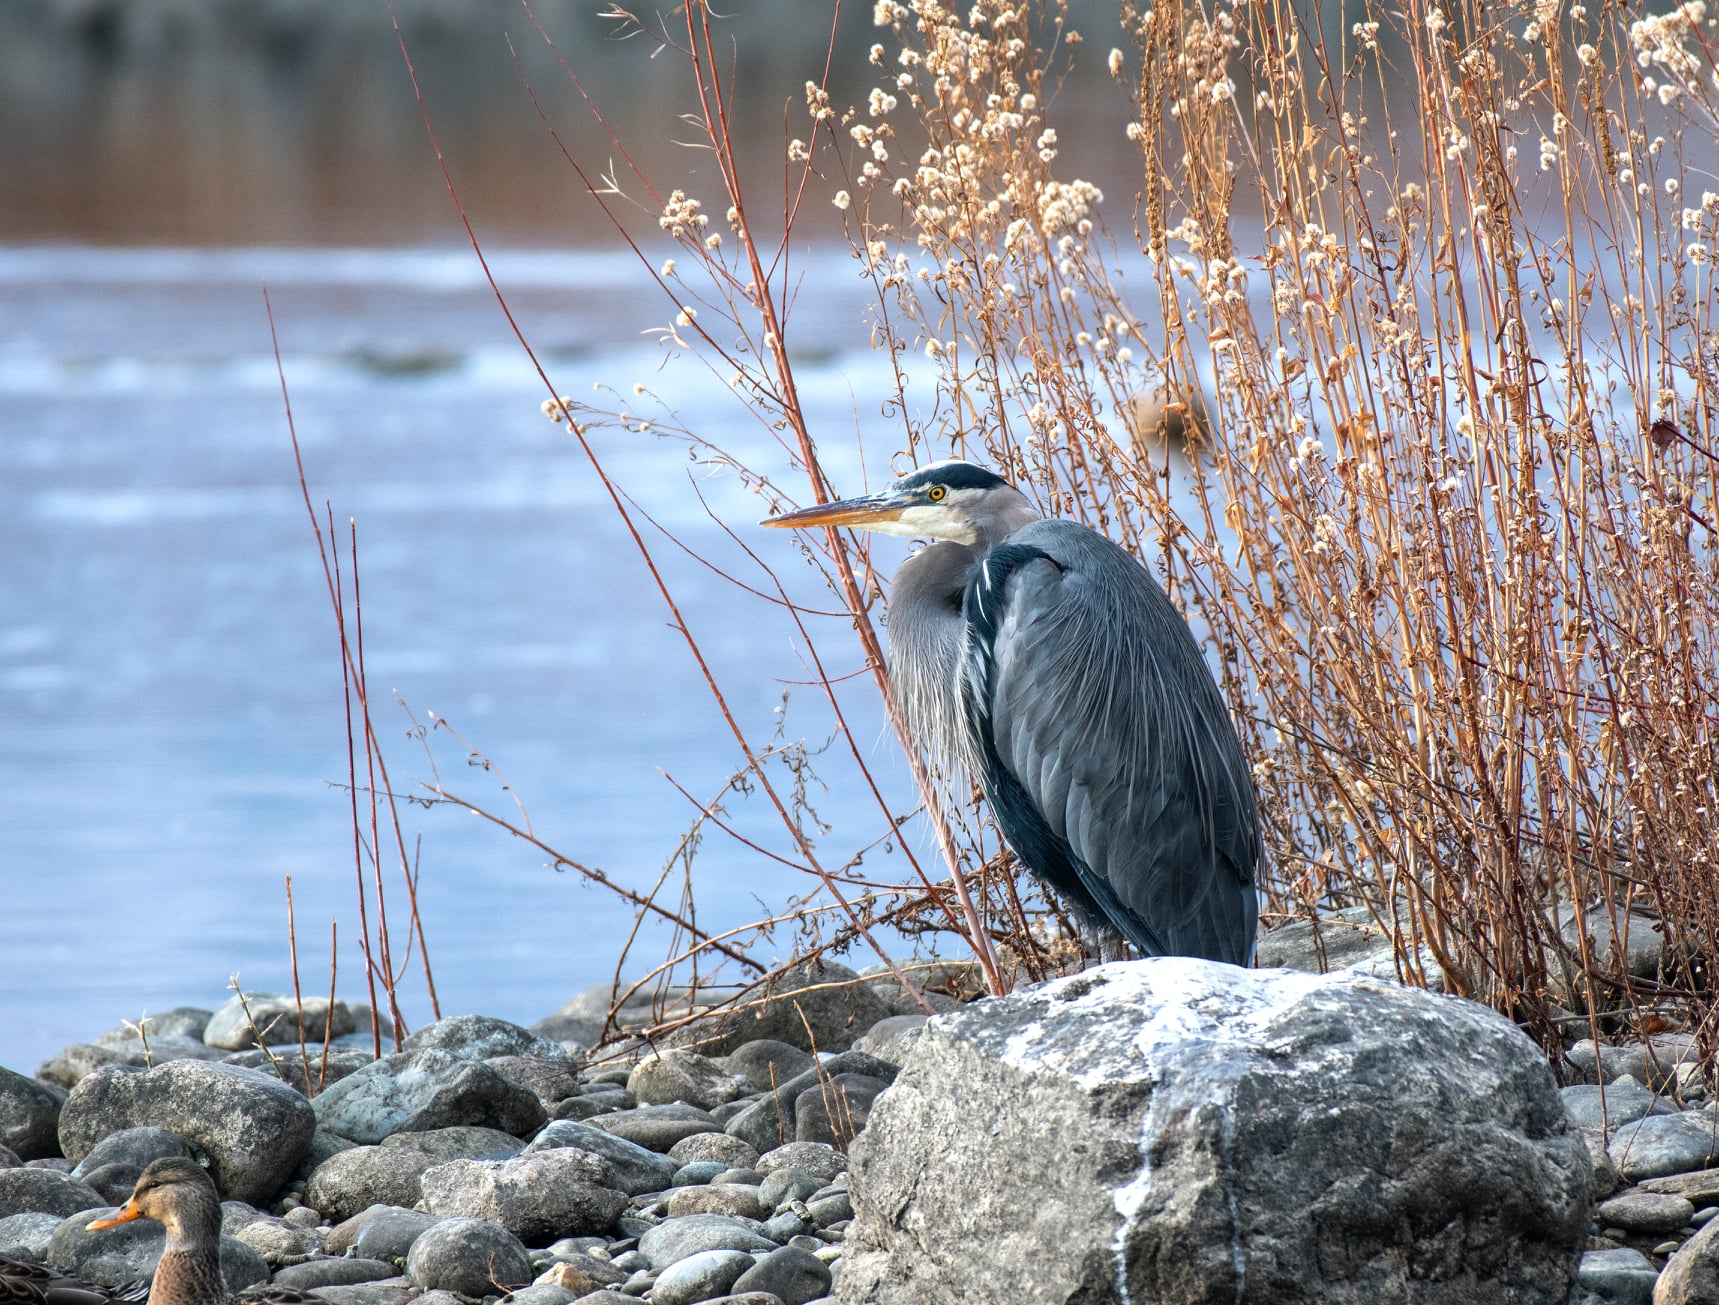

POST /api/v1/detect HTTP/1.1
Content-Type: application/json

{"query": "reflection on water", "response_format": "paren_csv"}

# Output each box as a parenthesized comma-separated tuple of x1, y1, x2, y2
(0, 243, 926, 1071)
(0, 1, 1134, 246)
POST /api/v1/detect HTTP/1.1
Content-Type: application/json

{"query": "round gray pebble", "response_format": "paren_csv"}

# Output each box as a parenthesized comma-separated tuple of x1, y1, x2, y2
(638, 1213, 776, 1270)
(649, 1248, 755, 1305)
(666, 1133, 759, 1170)
(405, 1217, 532, 1296)
(665, 1184, 767, 1221)
(757, 1143, 845, 1183)
(1595, 1190, 1696, 1234)
(760, 1169, 821, 1209)
(731, 1243, 832, 1305)
(672, 1161, 729, 1187)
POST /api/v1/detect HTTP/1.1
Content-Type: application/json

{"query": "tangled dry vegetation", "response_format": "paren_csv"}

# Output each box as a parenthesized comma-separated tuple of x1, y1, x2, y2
(822, 0, 1719, 1063)
(360, 0, 1719, 1071)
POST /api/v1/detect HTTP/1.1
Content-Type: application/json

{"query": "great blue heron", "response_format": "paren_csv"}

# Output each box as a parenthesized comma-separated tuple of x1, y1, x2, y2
(764, 459, 1259, 965)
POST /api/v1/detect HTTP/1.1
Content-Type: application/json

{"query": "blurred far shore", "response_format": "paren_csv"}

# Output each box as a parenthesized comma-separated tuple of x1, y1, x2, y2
(1, 0, 1133, 248)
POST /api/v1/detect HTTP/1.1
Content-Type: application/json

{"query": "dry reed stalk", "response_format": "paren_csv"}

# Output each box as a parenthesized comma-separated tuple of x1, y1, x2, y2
(228, 978, 288, 1080)
(269, 290, 441, 1056)
(370, 0, 1012, 1034)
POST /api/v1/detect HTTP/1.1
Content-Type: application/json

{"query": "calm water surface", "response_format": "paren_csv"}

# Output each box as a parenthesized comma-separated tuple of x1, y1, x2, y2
(0, 243, 924, 1072)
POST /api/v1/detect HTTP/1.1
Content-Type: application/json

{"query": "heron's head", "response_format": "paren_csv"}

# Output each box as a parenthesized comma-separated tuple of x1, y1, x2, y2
(761, 460, 1031, 546)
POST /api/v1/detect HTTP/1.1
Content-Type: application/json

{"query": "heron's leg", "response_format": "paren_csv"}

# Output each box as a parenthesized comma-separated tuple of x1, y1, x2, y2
(1085, 923, 1131, 965)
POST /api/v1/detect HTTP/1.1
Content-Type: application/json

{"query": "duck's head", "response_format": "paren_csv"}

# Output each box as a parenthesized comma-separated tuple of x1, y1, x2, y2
(86, 1158, 218, 1236)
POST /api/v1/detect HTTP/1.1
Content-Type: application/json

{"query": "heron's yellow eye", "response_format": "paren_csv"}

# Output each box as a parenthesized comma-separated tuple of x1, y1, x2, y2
(928, 485, 947, 501)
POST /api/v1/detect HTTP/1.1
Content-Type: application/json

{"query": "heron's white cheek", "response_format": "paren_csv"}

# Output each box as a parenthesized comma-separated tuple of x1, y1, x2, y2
(895, 505, 978, 544)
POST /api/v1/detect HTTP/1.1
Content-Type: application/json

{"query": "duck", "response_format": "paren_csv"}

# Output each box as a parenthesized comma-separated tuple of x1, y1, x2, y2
(0, 1256, 147, 1305)
(85, 1159, 322, 1305)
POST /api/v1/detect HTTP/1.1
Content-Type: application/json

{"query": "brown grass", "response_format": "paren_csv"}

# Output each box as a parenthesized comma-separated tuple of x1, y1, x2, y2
(826, 0, 1719, 1061)
(356, 0, 1719, 1071)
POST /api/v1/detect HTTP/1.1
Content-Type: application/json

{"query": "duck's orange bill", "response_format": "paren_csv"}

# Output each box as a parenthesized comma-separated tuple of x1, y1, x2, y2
(86, 1203, 142, 1231)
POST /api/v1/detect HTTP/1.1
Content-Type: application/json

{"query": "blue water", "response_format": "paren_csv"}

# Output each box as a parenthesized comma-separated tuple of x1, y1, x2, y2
(0, 244, 926, 1072)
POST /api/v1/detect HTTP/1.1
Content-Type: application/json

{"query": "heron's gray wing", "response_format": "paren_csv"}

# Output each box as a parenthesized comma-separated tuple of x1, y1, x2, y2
(968, 520, 1259, 964)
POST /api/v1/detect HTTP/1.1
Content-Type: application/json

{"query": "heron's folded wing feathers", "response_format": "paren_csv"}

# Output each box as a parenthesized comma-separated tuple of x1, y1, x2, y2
(979, 521, 1259, 963)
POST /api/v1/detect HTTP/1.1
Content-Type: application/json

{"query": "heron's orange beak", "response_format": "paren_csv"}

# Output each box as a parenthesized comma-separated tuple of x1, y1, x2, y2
(761, 491, 906, 530)
(87, 1201, 143, 1231)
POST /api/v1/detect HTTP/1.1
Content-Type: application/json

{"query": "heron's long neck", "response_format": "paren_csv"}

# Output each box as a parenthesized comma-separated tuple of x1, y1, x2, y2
(972, 493, 1041, 553)
(886, 541, 979, 774)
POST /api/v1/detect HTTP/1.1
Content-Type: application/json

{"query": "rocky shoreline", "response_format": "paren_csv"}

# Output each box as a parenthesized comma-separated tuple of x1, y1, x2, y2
(2, 958, 1718, 1305)
(0, 964, 933, 1305)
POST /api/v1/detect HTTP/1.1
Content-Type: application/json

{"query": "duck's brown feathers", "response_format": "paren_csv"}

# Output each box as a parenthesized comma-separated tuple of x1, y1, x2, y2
(0, 1257, 148, 1305)
(83, 1161, 322, 1305)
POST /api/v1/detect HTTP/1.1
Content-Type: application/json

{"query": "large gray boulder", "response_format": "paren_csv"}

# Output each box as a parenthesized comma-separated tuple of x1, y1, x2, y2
(403, 1016, 573, 1063)
(734, 1244, 832, 1305)
(304, 1145, 443, 1223)
(404, 1217, 532, 1296)
(0, 1067, 64, 1160)
(57, 1062, 315, 1204)
(637, 1213, 776, 1270)
(70, 1125, 195, 1180)
(418, 1151, 628, 1242)
(649, 1248, 755, 1305)
(723, 1052, 896, 1155)
(840, 960, 1591, 1305)
(0, 1211, 61, 1258)
(589, 1104, 724, 1153)
(0, 1170, 103, 1219)
(1608, 1110, 1719, 1181)
(93, 1009, 213, 1046)
(628, 1050, 746, 1110)
(310, 1049, 547, 1143)
(222, 1047, 375, 1097)
(37, 1038, 228, 1091)
(483, 1055, 584, 1105)
(325, 1205, 444, 1261)
(521, 1120, 677, 1194)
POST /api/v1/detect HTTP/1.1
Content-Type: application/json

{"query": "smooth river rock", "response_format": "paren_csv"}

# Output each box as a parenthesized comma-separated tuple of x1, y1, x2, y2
(418, 1150, 628, 1242)
(840, 959, 1591, 1305)
(0, 1068, 64, 1161)
(405, 1217, 533, 1296)
(52, 1208, 268, 1291)
(201, 993, 358, 1050)
(669, 961, 891, 1056)
(403, 1016, 574, 1064)
(305, 1145, 443, 1223)
(57, 1061, 315, 1204)
(310, 1049, 546, 1144)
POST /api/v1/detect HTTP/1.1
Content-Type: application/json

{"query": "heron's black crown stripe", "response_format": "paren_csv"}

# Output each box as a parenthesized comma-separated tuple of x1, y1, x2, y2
(897, 462, 1012, 494)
